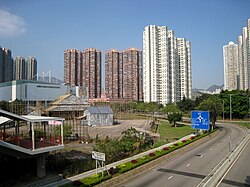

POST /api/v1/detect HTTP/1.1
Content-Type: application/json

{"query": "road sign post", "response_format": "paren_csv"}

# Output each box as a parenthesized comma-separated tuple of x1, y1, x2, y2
(92, 151, 106, 176)
(191, 111, 210, 130)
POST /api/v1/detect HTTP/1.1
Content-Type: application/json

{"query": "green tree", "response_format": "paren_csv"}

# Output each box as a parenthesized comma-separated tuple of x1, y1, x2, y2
(0, 101, 9, 111)
(167, 112, 183, 127)
(220, 90, 249, 119)
(161, 104, 183, 127)
(176, 96, 196, 113)
(194, 93, 210, 107)
(135, 101, 146, 112)
(197, 95, 223, 129)
(145, 102, 163, 114)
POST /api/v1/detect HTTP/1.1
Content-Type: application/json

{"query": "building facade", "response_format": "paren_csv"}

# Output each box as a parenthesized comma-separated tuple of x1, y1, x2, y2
(26, 56, 38, 80)
(105, 49, 123, 99)
(14, 56, 26, 80)
(82, 48, 102, 99)
(0, 80, 67, 103)
(143, 25, 192, 105)
(123, 48, 143, 101)
(177, 38, 192, 100)
(0, 47, 14, 83)
(224, 18, 250, 90)
(64, 48, 101, 99)
(64, 49, 80, 87)
(223, 41, 239, 90)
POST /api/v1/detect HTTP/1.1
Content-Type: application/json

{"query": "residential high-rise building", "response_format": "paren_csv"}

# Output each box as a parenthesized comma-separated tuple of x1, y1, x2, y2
(123, 48, 143, 101)
(14, 56, 26, 80)
(82, 48, 102, 99)
(105, 49, 123, 99)
(177, 38, 192, 100)
(225, 18, 250, 91)
(223, 41, 239, 90)
(143, 25, 192, 105)
(0, 48, 14, 83)
(64, 49, 81, 86)
(0, 47, 3, 83)
(247, 19, 250, 89)
(26, 56, 37, 80)
(64, 48, 101, 98)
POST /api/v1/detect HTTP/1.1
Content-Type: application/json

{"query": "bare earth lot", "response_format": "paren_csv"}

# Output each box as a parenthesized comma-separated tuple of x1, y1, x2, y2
(64, 119, 154, 152)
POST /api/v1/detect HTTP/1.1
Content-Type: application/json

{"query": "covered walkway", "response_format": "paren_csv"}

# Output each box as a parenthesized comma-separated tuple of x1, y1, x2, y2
(0, 109, 65, 177)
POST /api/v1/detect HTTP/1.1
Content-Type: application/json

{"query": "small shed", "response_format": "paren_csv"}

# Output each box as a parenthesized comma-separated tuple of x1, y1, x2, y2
(84, 107, 113, 126)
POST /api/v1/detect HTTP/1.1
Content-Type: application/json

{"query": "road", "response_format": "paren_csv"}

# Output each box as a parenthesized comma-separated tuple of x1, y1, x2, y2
(219, 137, 250, 187)
(118, 123, 247, 187)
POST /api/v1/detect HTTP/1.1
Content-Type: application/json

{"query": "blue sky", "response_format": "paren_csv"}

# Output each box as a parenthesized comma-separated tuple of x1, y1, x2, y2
(0, 0, 249, 89)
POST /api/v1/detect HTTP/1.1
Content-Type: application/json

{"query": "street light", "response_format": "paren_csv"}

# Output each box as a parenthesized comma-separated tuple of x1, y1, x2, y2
(230, 94, 232, 121)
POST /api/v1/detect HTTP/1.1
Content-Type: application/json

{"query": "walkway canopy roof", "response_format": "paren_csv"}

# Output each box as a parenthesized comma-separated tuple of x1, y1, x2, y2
(0, 109, 64, 125)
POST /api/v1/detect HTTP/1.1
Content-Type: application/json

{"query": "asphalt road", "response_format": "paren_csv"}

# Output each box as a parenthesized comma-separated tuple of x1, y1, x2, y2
(118, 123, 247, 187)
(219, 137, 250, 187)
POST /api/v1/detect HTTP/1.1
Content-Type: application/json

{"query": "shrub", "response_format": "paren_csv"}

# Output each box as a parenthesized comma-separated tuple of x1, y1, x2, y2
(108, 167, 118, 175)
(182, 140, 187, 143)
(149, 152, 155, 157)
(190, 136, 195, 140)
(72, 180, 82, 186)
(174, 143, 179, 146)
(140, 156, 146, 160)
(162, 147, 169, 151)
(117, 163, 126, 169)
(81, 174, 111, 186)
(131, 159, 138, 164)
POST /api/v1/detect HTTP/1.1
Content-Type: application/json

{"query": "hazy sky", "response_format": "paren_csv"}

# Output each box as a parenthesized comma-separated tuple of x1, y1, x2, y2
(0, 0, 250, 89)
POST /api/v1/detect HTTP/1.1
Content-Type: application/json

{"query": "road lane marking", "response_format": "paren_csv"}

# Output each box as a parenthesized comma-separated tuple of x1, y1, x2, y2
(168, 176, 173, 180)
(186, 164, 190, 167)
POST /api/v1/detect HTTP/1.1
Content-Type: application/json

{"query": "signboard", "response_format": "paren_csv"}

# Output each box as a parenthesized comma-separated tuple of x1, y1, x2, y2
(48, 121, 62, 125)
(92, 151, 105, 161)
(191, 111, 210, 130)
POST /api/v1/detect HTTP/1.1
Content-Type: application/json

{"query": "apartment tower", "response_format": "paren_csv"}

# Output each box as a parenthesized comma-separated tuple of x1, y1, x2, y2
(64, 49, 81, 86)
(105, 49, 123, 99)
(123, 48, 143, 101)
(223, 41, 239, 90)
(64, 48, 101, 98)
(143, 25, 191, 105)
(26, 57, 37, 80)
(82, 48, 102, 99)
(0, 47, 13, 83)
(14, 56, 26, 80)
(225, 18, 250, 90)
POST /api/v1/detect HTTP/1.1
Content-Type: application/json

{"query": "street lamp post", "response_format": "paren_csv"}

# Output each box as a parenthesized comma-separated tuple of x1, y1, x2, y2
(222, 99, 225, 122)
(230, 94, 232, 121)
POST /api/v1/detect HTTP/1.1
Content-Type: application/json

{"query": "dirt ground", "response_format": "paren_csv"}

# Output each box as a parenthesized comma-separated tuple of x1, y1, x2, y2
(64, 119, 155, 152)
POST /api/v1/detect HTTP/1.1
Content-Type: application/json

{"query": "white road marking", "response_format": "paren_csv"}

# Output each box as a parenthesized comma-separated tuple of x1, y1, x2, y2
(200, 155, 203, 158)
(186, 164, 190, 167)
(168, 176, 173, 180)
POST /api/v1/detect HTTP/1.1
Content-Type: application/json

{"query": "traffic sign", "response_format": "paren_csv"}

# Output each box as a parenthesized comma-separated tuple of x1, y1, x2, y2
(191, 111, 210, 130)
(92, 151, 105, 161)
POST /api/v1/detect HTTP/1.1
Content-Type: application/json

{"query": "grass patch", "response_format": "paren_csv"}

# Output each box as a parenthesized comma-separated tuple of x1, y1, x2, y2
(154, 121, 195, 147)
(114, 112, 148, 120)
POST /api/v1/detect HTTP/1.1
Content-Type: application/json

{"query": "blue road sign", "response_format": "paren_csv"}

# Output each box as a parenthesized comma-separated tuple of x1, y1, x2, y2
(191, 111, 210, 130)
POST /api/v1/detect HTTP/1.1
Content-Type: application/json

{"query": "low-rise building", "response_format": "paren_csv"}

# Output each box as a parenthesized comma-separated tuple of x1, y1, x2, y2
(83, 106, 113, 126)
